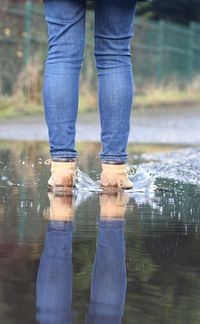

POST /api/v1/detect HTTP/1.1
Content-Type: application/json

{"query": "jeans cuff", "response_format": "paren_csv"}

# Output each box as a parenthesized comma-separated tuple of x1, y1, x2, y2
(51, 152, 77, 161)
(101, 160, 126, 165)
(52, 157, 77, 162)
(99, 153, 128, 164)
(48, 221, 74, 232)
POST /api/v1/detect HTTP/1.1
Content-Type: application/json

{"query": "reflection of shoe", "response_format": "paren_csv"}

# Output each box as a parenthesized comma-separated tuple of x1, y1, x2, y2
(100, 192, 129, 219)
(43, 192, 75, 221)
(46, 160, 77, 192)
(100, 163, 133, 190)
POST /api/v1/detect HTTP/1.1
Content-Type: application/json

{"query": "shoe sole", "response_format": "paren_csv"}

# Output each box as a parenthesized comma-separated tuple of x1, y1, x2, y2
(48, 184, 75, 194)
(100, 185, 132, 193)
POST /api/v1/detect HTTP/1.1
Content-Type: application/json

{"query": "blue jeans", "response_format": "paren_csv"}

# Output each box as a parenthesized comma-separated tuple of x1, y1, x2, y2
(36, 220, 126, 323)
(36, 222, 73, 324)
(86, 220, 127, 324)
(43, 0, 137, 163)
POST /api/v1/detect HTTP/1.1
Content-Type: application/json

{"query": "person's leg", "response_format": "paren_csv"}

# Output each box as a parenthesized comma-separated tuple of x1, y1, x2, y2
(94, 0, 137, 164)
(43, 0, 86, 161)
(36, 221, 73, 323)
(86, 218, 127, 323)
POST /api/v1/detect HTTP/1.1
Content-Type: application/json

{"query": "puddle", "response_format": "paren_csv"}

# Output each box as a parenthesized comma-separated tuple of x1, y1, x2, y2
(139, 147, 200, 186)
(0, 141, 200, 324)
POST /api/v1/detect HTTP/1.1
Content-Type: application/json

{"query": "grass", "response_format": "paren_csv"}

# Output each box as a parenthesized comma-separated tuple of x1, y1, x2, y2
(0, 93, 97, 119)
(0, 84, 200, 119)
(135, 79, 200, 108)
(0, 95, 43, 118)
(0, 54, 98, 118)
(1, 54, 200, 119)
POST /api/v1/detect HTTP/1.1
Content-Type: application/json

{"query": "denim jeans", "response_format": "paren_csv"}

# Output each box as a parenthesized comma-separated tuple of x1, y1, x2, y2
(36, 222, 73, 323)
(43, 0, 137, 163)
(36, 220, 126, 323)
(86, 220, 127, 324)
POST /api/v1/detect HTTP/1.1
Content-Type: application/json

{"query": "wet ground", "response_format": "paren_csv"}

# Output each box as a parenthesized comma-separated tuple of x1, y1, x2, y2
(1, 106, 200, 144)
(0, 140, 200, 324)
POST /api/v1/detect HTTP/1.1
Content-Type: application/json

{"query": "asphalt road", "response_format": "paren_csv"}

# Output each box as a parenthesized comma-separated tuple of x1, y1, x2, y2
(0, 106, 200, 144)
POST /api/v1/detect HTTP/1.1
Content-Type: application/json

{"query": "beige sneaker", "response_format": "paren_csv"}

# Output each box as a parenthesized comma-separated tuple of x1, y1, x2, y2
(46, 160, 77, 192)
(100, 163, 133, 190)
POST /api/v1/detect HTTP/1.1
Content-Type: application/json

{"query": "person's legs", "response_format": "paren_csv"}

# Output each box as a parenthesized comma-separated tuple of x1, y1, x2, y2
(43, 0, 86, 161)
(94, 0, 137, 164)
(36, 221, 73, 323)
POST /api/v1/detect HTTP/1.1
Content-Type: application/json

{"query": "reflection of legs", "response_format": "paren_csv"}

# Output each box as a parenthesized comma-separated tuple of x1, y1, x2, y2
(44, 192, 75, 221)
(94, 0, 137, 163)
(36, 222, 73, 323)
(43, 0, 86, 160)
(87, 220, 127, 323)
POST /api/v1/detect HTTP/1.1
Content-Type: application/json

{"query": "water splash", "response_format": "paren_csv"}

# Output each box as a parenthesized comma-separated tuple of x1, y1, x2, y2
(0, 158, 156, 200)
(75, 167, 155, 193)
(75, 147, 200, 193)
(139, 147, 200, 187)
(76, 169, 101, 192)
(2, 147, 200, 206)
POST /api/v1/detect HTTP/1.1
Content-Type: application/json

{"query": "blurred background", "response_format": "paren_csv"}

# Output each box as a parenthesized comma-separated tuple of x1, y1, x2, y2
(1, 3, 200, 323)
(0, 0, 200, 118)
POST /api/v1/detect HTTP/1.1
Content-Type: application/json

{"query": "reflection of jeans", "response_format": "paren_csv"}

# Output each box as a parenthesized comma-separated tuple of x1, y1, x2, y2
(36, 222, 73, 324)
(36, 220, 126, 324)
(86, 220, 127, 324)
(43, 0, 137, 163)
